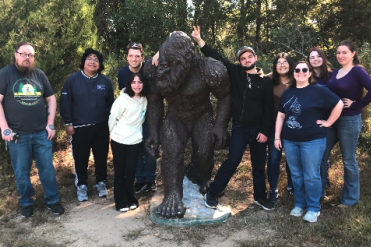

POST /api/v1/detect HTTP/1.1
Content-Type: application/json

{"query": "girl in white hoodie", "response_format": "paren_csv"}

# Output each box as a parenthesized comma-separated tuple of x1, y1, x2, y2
(108, 73, 148, 212)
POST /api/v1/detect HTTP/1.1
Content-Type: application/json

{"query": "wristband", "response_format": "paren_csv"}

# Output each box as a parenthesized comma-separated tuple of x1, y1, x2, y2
(274, 138, 280, 141)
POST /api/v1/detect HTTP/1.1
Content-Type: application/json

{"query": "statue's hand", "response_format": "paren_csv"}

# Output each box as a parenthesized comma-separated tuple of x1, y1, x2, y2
(212, 125, 229, 150)
(145, 135, 160, 159)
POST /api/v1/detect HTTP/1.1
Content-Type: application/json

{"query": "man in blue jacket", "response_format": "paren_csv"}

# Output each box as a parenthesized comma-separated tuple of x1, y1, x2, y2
(60, 48, 114, 202)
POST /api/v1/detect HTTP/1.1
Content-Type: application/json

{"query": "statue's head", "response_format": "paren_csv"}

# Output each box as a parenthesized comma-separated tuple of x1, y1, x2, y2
(156, 31, 195, 94)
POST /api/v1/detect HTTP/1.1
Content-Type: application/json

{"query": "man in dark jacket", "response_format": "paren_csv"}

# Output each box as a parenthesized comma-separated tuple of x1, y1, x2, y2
(117, 44, 158, 193)
(192, 26, 275, 210)
(60, 48, 114, 202)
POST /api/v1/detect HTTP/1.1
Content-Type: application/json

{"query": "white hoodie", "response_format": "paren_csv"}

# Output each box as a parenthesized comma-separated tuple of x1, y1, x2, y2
(108, 88, 147, 145)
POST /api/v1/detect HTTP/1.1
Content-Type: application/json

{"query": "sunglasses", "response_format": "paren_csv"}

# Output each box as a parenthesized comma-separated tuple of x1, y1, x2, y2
(294, 68, 309, 73)
(129, 43, 142, 48)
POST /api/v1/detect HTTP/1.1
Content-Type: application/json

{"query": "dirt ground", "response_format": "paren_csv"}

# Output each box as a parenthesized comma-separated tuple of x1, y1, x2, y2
(0, 147, 281, 247)
(25, 190, 275, 247)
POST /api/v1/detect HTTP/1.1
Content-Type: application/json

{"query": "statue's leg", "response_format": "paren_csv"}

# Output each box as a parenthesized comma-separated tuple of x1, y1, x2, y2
(185, 111, 214, 194)
(157, 114, 189, 219)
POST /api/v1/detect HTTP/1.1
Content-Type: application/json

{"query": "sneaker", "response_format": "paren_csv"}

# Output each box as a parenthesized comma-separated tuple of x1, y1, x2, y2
(21, 205, 34, 218)
(120, 207, 129, 212)
(254, 198, 275, 210)
(96, 181, 108, 197)
(77, 184, 88, 202)
(303, 211, 320, 223)
(204, 191, 218, 209)
(146, 181, 157, 192)
(269, 189, 278, 204)
(134, 182, 147, 193)
(290, 206, 305, 217)
(129, 204, 138, 210)
(47, 202, 65, 215)
(287, 186, 294, 196)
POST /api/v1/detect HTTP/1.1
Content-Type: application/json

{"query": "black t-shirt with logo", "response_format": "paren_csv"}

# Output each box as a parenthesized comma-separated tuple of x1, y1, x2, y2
(0, 64, 54, 134)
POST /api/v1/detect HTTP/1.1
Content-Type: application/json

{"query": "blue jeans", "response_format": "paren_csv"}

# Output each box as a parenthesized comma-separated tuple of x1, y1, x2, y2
(209, 122, 267, 200)
(320, 114, 362, 205)
(267, 127, 293, 202)
(8, 130, 59, 207)
(135, 122, 157, 183)
(283, 138, 325, 212)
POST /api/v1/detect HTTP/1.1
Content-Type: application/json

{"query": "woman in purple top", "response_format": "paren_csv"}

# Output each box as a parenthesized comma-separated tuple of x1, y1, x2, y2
(322, 40, 371, 207)
(307, 48, 333, 197)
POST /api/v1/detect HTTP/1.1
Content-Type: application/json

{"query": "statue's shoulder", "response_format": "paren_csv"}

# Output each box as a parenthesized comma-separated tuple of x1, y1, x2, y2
(196, 56, 229, 85)
(142, 59, 157, 80)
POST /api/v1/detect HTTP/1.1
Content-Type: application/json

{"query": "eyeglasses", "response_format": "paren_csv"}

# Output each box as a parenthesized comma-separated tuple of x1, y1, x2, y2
(276, 61, 288, 67)
(86, 58, 99, 63)
(16, 52, 35, 59)
(294, 68, 309, 73)
(129, 43, 142, 48)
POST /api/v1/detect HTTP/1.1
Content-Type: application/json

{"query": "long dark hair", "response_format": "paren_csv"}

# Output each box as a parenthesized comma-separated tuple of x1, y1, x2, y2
(289, 61, 317, 88)
(79, 48, 105, 73)
(124, 73, 148, 97)
(338, 40, 361, 66)
(271, 53, 294, 85)
(306, 48, 332, 83)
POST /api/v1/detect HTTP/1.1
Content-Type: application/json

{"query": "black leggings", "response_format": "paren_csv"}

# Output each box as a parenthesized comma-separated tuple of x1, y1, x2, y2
(111, 140, 141, 210)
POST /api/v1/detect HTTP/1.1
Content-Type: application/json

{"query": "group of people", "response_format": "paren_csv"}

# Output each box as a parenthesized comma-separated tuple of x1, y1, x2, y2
(0, 42, 156, 217)
(60, 44, 157, 212)
(1, 29, 371, 222)
(191, 26, 371, 223)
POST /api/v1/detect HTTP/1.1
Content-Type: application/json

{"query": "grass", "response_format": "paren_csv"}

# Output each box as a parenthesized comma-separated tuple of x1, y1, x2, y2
(1, 122, 371, 246)
(123, 228, 144, 241)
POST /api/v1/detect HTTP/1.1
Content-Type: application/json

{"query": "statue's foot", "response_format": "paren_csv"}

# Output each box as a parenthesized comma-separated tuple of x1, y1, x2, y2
(156, 191, 186, 219)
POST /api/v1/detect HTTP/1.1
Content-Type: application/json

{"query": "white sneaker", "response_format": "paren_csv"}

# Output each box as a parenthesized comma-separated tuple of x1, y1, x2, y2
(77, 184, 88, 202)
(96, 181, 108, 197)
(120, 207, 129, 212)
(303, 211, 320, 223)
(290, 207, 305, 217)
(129, 204, 138, 210)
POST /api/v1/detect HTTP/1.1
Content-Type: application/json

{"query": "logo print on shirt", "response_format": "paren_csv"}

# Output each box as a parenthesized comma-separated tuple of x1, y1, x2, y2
(283, 96, 302, 129)
(12, 78, 44, 106)
(97, 85, 105, 90)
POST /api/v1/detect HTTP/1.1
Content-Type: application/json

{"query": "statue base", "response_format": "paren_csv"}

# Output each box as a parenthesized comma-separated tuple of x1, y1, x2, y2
(150, 177, 231, 227)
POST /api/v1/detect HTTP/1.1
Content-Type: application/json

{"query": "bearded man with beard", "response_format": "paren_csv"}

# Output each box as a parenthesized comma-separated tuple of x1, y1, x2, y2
(0, 42, 64, 217)
(192, 26, 275, 210)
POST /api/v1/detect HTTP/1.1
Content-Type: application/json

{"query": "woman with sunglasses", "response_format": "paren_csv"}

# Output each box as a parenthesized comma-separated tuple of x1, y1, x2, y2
(306, 48, 333, 198)
(267, 53, 295, 204)
(321, 40, 371, 207)
(275, 61, 343, 222)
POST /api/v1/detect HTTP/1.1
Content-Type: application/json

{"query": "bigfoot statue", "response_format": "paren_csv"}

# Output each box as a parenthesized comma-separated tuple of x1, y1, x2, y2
(143, 31, 230, 219)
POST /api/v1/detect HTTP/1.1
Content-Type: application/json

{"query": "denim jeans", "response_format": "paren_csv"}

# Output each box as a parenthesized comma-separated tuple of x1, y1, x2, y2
(8, 130, 59, 207)
(320, 114, 362, 205)
(208, 122, 267, 200)
(283, 138, 325, 212)
(135, 122, 157, 183)
(267, 127, 293, 202)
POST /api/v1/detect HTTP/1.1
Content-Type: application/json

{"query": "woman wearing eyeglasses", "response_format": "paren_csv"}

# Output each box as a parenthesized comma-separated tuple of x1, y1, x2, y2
(321, 41, 371, 207)
(267, 53, 295, 204)
(275, 61, 343, 222)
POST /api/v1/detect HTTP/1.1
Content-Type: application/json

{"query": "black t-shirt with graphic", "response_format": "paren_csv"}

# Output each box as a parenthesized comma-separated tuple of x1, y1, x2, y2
(0, 64, 54, 134)
(278, 84, 340, 142)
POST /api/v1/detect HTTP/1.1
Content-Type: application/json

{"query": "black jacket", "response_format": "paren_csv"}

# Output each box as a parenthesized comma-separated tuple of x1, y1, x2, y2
(200, 44, 274, 136)
(60, 70, 114, 126)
